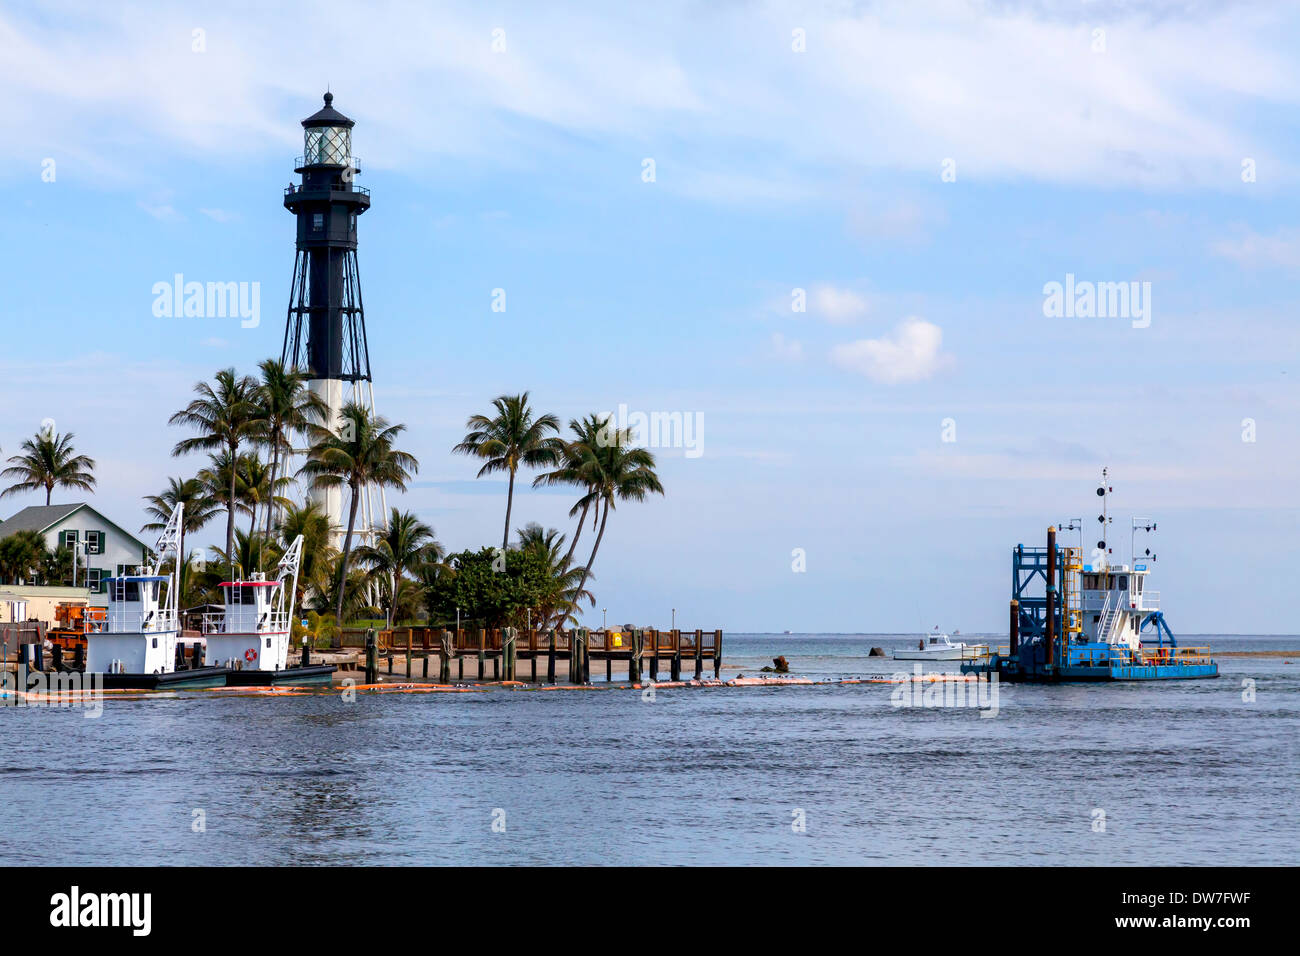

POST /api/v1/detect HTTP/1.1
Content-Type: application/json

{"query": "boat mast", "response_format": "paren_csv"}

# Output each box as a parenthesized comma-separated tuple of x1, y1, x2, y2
(276, 534, 304, 626)
(1095, 467, 1112, 570)
(150, 503, 184, 626)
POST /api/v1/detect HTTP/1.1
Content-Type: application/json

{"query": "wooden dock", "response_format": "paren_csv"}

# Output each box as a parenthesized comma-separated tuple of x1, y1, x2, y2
(351, 627, 723, 685)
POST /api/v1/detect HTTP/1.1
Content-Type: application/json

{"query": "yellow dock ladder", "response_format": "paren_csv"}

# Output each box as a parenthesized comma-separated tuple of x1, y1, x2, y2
(1062, 546, 1083, 636)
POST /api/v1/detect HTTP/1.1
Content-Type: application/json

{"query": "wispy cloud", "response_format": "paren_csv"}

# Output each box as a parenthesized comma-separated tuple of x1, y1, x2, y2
(830, 317, 952, 384)
(1210, 226, 1300, 271)
(810, 284, 869, 324)
(2, 1, 1295, 189)
(198, 207, 238, 223)
(765, 332, 804, 362)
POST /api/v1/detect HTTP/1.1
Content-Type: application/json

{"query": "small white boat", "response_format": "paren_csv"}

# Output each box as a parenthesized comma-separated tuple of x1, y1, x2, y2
(893, 631, 988, 661)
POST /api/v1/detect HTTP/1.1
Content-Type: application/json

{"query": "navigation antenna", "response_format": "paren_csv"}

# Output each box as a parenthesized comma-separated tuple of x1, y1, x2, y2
(1094, 467, 1113, 569)
(1131, 518, 1158, 567)
(1059, 518, 1084, 558)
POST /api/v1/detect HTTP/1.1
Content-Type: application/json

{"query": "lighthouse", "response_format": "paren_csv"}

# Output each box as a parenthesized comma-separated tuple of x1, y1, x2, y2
(280, 93, 384, 544)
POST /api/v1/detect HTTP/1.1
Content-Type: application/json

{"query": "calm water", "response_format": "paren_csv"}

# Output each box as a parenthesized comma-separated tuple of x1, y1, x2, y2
(2, 634, 1297, 865)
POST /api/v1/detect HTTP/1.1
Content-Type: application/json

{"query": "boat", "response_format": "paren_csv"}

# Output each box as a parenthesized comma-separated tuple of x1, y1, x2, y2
(85, 504, 229, 690)
(962, 469, 1218, 683)
(203, 536, 336, 687)
(893, 629, 987, 661)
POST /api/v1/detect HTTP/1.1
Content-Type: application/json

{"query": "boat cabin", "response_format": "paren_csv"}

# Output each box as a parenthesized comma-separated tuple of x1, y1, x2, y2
(1078, 562, 1157, 647)
(205, 574, 292, 672)
(85, 575, 179, 675)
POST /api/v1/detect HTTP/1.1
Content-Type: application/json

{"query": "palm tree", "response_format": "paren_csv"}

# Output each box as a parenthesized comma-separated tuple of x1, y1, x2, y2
(353, 508, 442, 628)
(231, 454, 290, 566)
(571, 421, 664, 619)
(453, 392, 563, 552)
(299, 401, 418, 626)
(532, 415, 604, 567)
(0, 430, 96, 505)
(0, 530, 49, 584)
(276, 500, 337, 600)
(305, 551, 371, 624)
(516, 522, 592, 629)
(142, 476, 219, 601)
(254, 359, 327, 537)
(169, 368, 263, 570)
(213, 528, 277, 579)
(41, 544, 74, 586)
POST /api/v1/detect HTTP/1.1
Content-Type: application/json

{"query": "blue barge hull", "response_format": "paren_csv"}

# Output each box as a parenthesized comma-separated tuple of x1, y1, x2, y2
(962, 654, 1218, 683)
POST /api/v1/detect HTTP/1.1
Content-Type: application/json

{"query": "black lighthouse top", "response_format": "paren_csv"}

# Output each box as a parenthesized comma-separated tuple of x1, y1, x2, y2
(282, 92, 372, 385)
(303, 92, 355, 130)
(298, 92, 356, 168)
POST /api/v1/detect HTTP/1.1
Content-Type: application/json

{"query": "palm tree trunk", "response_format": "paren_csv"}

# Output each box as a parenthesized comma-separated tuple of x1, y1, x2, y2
(335, 483, 361, 627)
(263, 433, 280, 539)
(573, 497, 610, 619)
(563, 498, 590, 568)
(502, 467, 516, 552)
(178, 525, 186, 606)
(45, 483, 52, 506)
(226, 465, 237, 576)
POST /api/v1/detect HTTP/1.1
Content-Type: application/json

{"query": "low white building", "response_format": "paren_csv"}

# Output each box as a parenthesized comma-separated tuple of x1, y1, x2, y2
(0, 502, 150, 594)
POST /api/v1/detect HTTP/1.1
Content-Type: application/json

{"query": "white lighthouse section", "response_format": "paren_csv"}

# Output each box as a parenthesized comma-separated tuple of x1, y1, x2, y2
(308, 377, 345, 536)
(86, 503, 182, 675)
(206, 534, 304, 672)
(301, 378, 387, 552)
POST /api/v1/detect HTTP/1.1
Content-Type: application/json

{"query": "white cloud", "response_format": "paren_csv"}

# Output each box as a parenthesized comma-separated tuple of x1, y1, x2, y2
(811, 285, 869, 323)
(1, 2, 1295, 189)
(1210, 227, 1300, 271)
(137, 200, 181, 221)
(829, 317, 951, 384)
(199, 208, 237, 223)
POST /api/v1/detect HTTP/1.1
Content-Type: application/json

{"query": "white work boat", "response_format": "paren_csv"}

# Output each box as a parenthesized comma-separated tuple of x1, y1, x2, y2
(204, 536, 335, 686)
(84, 503, 228, 689)
(893, 631, 988, 661)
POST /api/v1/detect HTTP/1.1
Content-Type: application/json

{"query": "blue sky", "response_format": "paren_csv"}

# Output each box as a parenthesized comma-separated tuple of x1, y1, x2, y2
(2, 0, 1298, 632)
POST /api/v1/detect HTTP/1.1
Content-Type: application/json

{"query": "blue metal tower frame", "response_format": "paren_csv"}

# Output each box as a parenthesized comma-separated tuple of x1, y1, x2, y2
(1012, 544, 1065, 667)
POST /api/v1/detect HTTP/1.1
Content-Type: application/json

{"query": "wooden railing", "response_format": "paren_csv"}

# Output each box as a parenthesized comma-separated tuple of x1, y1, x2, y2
(358, 626, 723, 684)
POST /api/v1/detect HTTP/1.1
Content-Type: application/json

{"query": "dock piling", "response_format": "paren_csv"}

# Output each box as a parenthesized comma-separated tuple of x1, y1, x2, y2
(503, 627, 517, 681)
(1009, 599, 1019, 656)
(1046, 527, 1058, 670)
(364, 629, 378, 684)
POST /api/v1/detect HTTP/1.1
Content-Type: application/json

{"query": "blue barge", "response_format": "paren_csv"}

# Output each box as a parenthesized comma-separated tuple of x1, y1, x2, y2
(962, 471, 1218, 683)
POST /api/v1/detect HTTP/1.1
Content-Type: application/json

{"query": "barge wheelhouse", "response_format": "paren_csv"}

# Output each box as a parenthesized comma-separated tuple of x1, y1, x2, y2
(204, 536, 335, 686)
